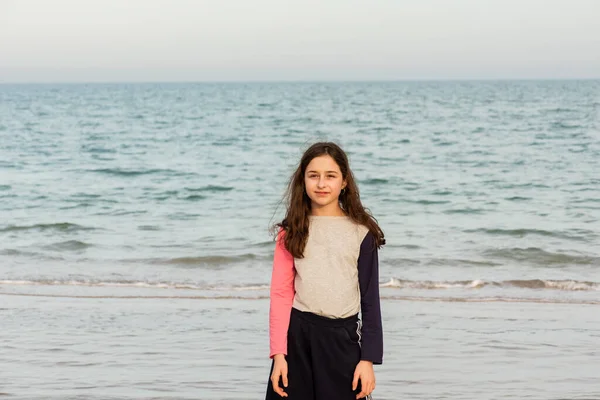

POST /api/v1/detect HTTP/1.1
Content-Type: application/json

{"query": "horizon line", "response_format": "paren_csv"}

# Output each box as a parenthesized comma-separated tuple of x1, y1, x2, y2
(1, 77, 599, 85)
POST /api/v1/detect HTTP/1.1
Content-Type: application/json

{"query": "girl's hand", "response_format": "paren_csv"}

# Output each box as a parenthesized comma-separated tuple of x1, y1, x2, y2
(352, 360, 375, 399)
(270, 354, 289, 397)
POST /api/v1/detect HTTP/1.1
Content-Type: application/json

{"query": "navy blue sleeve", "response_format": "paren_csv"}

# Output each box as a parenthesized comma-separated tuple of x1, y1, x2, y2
(357, 231, 383, 365)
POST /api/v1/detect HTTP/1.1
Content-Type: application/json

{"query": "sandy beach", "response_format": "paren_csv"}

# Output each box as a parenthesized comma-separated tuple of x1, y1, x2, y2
(1, 284, 599, 400)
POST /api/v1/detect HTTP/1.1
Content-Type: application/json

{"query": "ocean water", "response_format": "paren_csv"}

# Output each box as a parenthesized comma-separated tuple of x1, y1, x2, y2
(1, 81, 600, 399)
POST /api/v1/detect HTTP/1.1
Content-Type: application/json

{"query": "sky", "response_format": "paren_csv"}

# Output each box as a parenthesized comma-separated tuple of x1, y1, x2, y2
(0, 0, 599, 82)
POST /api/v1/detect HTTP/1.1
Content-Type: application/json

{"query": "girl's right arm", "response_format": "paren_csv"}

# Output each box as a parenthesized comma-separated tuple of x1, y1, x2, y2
(269, 228, 295, 359)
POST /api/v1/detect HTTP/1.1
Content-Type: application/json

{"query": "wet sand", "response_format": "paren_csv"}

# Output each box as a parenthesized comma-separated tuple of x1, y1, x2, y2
(1, 287, 599, 400)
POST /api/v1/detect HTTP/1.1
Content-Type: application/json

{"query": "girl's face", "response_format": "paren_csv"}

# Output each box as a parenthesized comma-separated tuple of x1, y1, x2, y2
(304, 155, 347, 212)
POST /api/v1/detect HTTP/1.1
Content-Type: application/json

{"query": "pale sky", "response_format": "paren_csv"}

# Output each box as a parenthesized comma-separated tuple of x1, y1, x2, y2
(0, 0, 598, 82)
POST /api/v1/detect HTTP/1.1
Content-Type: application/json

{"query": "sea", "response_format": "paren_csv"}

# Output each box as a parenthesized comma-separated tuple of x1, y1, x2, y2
(1, 80, 599, 400)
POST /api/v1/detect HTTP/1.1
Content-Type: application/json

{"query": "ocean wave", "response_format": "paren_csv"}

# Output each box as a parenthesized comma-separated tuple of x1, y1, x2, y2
(0, 222, 95, 233)
(483, 247, 600, 265)
(151, 253, 264, 266)
(374, 257, 503, 268)
(86, 168, 197, 177)
(381, 278, 600, 291)
(465, 228, 593, 241)
(550, 121, 582, 129)
(504, 196, 532, 201)
(147, 187, 231, 201)
(0, 279, 269, 291)
(182, 194, 206, 201)
(183, 185, 234, 192)
(443, 208, 486, 214)
(405, 199, 451, 205)
(1, 278, 597, 292)
(44, 240, 92, 251)
(360, 178, 389, 185)
(0, 249, 65, 260)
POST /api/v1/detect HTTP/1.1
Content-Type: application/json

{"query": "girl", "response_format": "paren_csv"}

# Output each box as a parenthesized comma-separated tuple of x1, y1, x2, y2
(265, 142, 385, 400)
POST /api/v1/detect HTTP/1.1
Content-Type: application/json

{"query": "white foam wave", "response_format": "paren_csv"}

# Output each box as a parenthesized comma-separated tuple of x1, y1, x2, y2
(0, 279, 269, 291)
(1, 278, 598, 292)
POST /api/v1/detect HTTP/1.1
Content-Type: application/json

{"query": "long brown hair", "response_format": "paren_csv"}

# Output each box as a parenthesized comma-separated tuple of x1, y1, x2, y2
(273, 142, 385, 258)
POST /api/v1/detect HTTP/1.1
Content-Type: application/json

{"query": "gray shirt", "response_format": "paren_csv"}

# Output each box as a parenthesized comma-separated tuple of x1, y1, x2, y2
(292, 215, 370, 318)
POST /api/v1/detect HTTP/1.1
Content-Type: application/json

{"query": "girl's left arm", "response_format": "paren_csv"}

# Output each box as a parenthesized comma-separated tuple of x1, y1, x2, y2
(357, 231, 383, 365)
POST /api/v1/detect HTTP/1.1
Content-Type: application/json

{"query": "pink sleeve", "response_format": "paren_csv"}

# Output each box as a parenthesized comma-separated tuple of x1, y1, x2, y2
(269, 228, 295, 358)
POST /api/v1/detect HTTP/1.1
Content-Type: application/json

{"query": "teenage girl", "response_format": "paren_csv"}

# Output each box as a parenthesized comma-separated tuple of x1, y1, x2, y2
(265, 142, 385, 400)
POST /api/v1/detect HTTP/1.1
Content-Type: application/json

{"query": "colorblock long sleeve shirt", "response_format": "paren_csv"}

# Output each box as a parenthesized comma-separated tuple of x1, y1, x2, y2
(269, 215, 384, 364)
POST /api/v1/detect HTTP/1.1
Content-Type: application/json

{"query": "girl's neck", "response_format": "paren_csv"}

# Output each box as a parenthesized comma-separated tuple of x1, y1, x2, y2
(309, 206, 347, 217)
